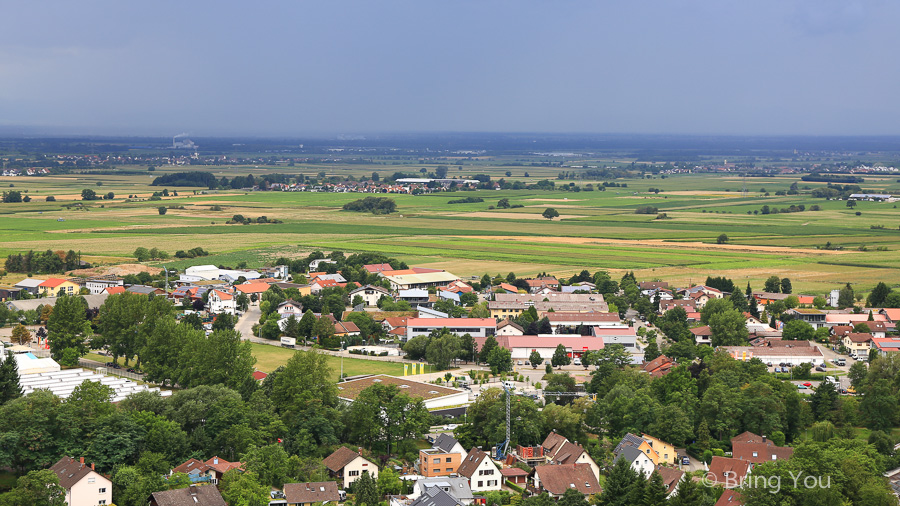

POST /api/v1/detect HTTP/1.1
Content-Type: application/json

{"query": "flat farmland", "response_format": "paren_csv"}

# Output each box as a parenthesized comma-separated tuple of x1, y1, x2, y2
(2, 170, 900, 295)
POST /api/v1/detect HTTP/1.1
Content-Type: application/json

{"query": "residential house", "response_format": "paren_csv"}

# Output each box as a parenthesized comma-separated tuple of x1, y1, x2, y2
(334, 321, 361, 338)
(715, 490, 744, 506)
(706, 456, 751, 489)
(419, 447, 461, 477)
(614, 445, 655, 477)
(201, 456, 243, 483)
(732, 438, 794, 464)
(653, 465, 684, 498)
(541, 432, 601, 480)
(408, 487, 463, 506)
(39, 278, 80, 297)
(614, 433, 660, 465)
(51, 456, 112, 506)
(104, 286, 126, 295)
(234, 281, 271, 301)
(171, 458, 214, 483)
(660, 300, 696, 314)
(277, 300, 305, 318)
(440, 280, 474, 295)
(525, 277, 559, 293)
(456, 448, 501, 493)
(149, 485, 226, 506)
(690, 325, 713, 345)
(858, 320, 888, 338)
(499, 468, 529, 486)
(641, 434, 677, 465)
(349, 284, 392, 307)
(842, 333, 874, 358)
(496, 319, 525, 336)
(410, 477, 474, 505)
(432, 434, 467, 458)
(281, 482, 340, 506)
(532, 463, 600, 498)
(639, 281, 669, 296)
(207, 289, 236, 315)
(310, 278, 346, 294)
(872, 338, 900, 357)
(322, 446, 379, 489)
(643, 355, 677, 378)
(496, 282, 519, 294)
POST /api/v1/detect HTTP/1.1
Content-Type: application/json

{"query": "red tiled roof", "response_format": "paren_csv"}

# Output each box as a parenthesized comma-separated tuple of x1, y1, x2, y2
(534, 463, 600, 495)
(204, 456, 243, 475)
(707, 457, 751, 488)
(252, 371, 268, 381)
(732, 441, 794, 463)
(211, 289, 233, 300)
(105, 286, 126, 294)
(323, 446, 363, 472)
(40, 278, 69, 288)
(690, 326, 712, 336)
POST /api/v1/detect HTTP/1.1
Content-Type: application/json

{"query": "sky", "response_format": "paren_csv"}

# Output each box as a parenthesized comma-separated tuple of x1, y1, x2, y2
(1, 0, 897, 137)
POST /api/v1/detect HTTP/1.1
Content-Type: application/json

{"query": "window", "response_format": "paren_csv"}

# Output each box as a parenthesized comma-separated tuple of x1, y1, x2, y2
(433, 458, 440, 464)
(99, 502, 106, 505)
(88, 478, 96, 484)
(752, 452, 758, 458)
(446, 457, 452, 463)
(478, 481, 483, 488)
(446, 468, 453, 472)
(349, 470, 360, 477)
(99, 488, 107, 493)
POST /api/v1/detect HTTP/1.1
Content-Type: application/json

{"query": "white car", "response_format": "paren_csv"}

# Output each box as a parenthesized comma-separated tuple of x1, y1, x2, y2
(573, 358, 582, 366)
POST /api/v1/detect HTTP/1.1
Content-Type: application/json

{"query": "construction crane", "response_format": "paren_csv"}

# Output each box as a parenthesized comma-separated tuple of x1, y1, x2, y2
(493, 387, 595, 460)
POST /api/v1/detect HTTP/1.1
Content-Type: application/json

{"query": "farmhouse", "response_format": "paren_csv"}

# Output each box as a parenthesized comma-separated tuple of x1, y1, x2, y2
(384, 271, 460, 291)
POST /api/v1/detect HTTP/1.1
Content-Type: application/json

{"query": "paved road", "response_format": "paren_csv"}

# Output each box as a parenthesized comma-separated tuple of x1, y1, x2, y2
(235, 305, 262, 340)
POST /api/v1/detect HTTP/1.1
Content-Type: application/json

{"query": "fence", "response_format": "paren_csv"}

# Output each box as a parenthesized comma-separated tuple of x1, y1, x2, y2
(77, 359, 146, 382)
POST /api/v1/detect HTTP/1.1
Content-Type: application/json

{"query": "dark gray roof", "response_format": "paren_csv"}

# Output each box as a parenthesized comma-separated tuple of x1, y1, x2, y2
(613, 433, 646, 455)
(433, 434, 460, 453)
(150, 485, 227, 506)
(410, 487, 462, 506)
(614, 445, 646, 465)
(126, 285, 158, 294)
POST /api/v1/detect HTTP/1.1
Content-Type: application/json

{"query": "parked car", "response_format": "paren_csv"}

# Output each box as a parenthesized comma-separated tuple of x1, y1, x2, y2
(516, 361, 523, 366)
(815, 366, 826, 372)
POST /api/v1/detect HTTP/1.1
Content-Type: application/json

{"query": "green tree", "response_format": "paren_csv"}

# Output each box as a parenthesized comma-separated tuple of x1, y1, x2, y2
(558, 488, 589, 506)
(781, 277, 792, 294)
(529, 350, 543, 368)
(46, 295, 91, 363)
(487, 346, 512, 375)
(377, 468, 403, 496)
(764, 275, 781, 293)
(157, 207, 167, 215)
(848, 361, 868, 388)
(813, 296, 827, 309)
(298, 310, 316, 342)
(643, 471, 669, 506)
(542, 208, 560, 220)
(354, 470, 379, 506)
(346, 384, 430, 456)
(497, 198, 511, 209)
(81, 188, 97, 201)
(867, 282, 892, 307)
(716, 233, 728, 244)
(479, 335, 499, 364)
(133, 247, 151, 262)
(838, 283, 855, 309)
(403, 335, 429, 360)
(551, 344, 571, 369)
(782, 319, 815, 341)
(708, 308, 749, 346)
(313, 316, 336, 347)
(0, 351, 22, 405)
(0, 469, 66, 506)
(10, 324, 30, 345)
(425, 331, 461, 370)
(599, 457, 638, 506)
(219, 470, 270, 506)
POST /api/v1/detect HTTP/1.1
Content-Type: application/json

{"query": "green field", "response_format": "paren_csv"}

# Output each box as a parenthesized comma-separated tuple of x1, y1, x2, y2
(249, 344, 413, 379)
(3, 165, 900, 296)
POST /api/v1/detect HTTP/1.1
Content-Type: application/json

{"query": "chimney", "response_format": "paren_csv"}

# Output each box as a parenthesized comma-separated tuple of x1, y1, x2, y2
(359, 447, 363, 455)
(80, 457, 84, 465)
(762, 435, 767, 443)
(91, 463, 95, 471)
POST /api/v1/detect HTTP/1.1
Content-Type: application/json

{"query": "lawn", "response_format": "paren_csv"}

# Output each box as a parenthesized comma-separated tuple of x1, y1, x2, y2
(249, 343, 409, 379)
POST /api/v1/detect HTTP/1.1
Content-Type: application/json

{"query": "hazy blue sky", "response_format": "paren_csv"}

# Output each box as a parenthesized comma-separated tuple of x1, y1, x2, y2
(1, 1, 897, 136)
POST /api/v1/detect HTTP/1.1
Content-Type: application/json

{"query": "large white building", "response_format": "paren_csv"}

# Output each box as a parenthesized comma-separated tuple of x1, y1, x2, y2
(406, 318, 497, 341)
(336, 375, 469, 412)
(475, 335, 606, 360)
(384, 271, 460, 291)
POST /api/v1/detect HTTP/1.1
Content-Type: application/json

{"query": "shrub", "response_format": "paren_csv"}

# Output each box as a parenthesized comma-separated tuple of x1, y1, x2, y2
(635, 206, 659, 214)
